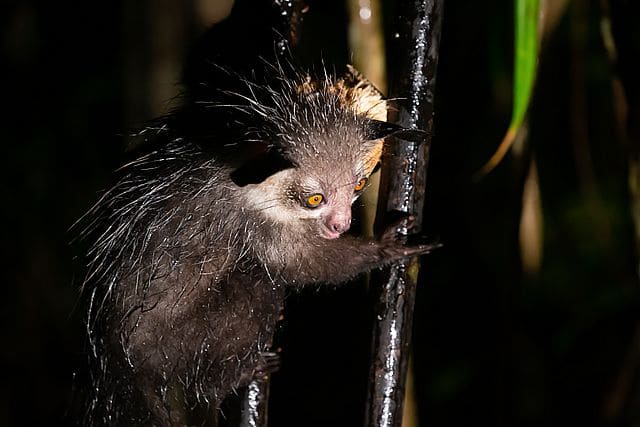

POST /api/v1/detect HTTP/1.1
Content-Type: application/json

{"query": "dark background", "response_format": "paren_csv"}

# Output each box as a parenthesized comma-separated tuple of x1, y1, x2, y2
(2, 0, 640, 426)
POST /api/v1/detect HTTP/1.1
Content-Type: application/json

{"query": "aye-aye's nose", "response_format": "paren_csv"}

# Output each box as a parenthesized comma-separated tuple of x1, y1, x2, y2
(326, 212, 351, 234)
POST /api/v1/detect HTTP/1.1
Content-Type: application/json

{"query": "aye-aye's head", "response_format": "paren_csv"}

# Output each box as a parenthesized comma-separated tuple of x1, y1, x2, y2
(237, 66, 404, 239)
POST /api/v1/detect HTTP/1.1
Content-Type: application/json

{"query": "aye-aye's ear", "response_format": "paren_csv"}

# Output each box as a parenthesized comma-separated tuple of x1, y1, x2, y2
(360, 120, 428, 176)
(336, 66, 429, 143)
(230, 148, 295, 187)
(364, 119, 429, 143)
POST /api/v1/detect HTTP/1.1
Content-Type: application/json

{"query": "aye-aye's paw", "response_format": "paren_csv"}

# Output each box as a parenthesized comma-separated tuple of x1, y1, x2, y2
(378, 215, 441, 260)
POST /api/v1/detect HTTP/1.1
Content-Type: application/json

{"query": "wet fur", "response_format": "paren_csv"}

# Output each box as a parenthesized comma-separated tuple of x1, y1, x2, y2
(76, 65, 428, 425)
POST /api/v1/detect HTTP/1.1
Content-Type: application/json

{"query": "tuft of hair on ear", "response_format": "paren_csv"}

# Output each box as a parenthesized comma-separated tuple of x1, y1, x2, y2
(331, 65, 388, 121)
(297, 65, 388, 122)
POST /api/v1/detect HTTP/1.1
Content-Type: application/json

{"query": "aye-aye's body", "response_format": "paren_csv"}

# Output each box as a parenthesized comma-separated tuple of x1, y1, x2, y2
(78, 65, 433, 425)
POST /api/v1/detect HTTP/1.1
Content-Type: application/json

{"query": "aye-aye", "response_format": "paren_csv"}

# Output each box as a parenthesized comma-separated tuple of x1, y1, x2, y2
(76, 63, 435, 425)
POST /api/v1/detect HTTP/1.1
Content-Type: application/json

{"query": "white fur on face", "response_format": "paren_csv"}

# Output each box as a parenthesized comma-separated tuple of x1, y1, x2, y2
(241, 164, 373, 242)
(242, 170, 324, 226)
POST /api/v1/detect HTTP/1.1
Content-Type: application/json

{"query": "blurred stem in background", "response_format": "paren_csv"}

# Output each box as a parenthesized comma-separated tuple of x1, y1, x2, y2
(601, 0, 640, 422)
(482, 0, 569, 279)
(520, 0, 569, 279)
(477, 0, 548, 277)
(605, 0, 640, 278)
(569, 0, 611, 239)
(348, 0, 387, 239)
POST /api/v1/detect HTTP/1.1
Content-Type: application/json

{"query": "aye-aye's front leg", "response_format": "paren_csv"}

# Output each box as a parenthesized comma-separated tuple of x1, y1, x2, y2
(282, 217, 438, 286)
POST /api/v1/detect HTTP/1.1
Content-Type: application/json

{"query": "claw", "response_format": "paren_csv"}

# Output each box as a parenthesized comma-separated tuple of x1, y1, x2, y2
(376, 212, 441, 263)
(402, 242, 441, 257)
(382, 243, 437, 260)
(253, 352, 281, 380)
(380, 214, 416, 243)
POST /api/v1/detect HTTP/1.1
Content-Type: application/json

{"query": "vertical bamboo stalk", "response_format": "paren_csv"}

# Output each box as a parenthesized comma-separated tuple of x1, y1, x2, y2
(364, 1, 444, 426)
(240, 377, 271, 427)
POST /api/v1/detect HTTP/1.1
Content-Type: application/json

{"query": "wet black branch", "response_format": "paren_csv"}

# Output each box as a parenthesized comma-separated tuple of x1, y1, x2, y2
(365, 1, 444, 426)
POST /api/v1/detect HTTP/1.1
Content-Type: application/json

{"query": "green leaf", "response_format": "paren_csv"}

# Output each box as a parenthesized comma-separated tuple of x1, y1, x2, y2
(476, 0, 539, 178)
(512, 0, 539, 130)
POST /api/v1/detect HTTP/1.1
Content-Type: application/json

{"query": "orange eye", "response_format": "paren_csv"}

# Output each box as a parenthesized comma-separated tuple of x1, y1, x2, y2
(305, 193, 324, 208)
(354, 178, 367, 192)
